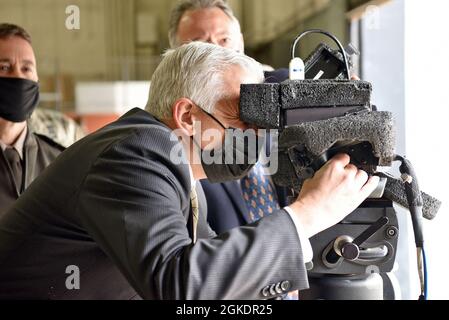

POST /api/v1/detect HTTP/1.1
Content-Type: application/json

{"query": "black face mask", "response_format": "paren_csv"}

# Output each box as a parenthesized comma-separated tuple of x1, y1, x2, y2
(195, 110, 262, 183)
(0, 77, 40, 122)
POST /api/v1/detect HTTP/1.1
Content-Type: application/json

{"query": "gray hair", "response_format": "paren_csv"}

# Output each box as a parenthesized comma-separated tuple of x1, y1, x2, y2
(168, 0, 240, 48)
(145, 41, 263, 120)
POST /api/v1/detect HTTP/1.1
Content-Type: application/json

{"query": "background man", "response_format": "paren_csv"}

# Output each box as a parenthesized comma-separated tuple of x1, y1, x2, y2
(168, 0, 289, 236)
(0, 23, 64, 216)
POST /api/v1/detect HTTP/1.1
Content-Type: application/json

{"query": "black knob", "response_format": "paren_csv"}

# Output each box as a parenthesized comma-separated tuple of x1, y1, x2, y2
(341, 242, 360, 261)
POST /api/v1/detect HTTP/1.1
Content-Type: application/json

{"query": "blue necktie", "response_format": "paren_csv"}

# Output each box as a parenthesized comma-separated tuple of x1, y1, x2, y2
(240, 163, 280, 223)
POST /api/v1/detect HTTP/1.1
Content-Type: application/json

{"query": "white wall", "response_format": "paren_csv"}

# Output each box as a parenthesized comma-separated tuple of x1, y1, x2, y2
(360, 0, 449, 300)
(404, 0, 449, 300)
(360, 0, 418, 300)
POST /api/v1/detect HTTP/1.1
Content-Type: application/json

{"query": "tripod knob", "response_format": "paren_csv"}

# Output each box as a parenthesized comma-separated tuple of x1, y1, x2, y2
(332, 235, 360, 261)
(341, 242, 360, 261)
(324, 235, 357, 265)
(324, 217, 390, 266)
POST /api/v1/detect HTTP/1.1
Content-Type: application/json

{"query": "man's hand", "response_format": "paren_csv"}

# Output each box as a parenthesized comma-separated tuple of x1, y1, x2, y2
(289, 154, 380, 238)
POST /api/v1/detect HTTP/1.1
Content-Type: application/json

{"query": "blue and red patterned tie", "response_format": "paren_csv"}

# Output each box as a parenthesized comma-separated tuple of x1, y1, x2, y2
(240, 163, 280, 223)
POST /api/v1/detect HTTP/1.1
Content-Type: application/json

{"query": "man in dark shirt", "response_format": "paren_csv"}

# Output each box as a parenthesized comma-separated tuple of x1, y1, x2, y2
(0, 23, 64, 216)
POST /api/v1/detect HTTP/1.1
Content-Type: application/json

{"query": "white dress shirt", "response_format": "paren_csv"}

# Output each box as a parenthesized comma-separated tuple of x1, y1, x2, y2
(0, 126, 28, 160)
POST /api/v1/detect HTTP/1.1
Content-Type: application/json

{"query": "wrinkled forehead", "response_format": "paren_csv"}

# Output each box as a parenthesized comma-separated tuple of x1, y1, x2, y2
(0, 36, 36, 64)
(177, 7, 240, 38)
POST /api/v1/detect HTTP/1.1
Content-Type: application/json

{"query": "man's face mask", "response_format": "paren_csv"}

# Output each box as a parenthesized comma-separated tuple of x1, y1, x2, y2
(194, 108, 263, 183)
(0, 77, 40, 122)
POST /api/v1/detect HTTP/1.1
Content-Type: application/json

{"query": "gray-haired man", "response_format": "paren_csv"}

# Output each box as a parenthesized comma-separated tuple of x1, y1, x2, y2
(0, 42, 377, 299)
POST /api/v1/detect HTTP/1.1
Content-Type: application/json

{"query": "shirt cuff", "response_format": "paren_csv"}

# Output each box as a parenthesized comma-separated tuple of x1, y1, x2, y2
(283, 206, 314, 263)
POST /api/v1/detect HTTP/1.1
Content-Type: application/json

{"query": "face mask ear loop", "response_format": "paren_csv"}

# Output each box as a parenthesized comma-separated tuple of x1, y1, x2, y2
(189, 117, 204, 164)
(194, 106, 231, 149)
(196, 105, 228, 131)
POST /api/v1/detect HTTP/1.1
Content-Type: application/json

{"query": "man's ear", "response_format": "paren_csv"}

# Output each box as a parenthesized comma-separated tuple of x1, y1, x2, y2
(172, 98, 196, 136)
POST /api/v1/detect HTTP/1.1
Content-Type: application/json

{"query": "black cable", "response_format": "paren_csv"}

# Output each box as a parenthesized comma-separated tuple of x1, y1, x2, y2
(394, 154, 427, 300)
(395, 155, 424, 247)
(291, 29, 351, 80)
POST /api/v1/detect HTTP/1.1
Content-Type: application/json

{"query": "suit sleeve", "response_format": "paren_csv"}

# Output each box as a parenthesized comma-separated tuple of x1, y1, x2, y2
(76, 130, 309, 300)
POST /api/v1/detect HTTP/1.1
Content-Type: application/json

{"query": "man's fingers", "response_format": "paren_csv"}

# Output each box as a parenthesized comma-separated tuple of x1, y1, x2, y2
(345, 163, 358, 173)
(329, 153, 351, 168)
(354, 169, 369, 188)
(360, 175, 381, 198)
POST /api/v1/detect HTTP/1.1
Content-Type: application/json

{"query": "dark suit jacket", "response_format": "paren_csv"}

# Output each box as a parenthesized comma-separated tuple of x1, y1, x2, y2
(203, 69, 291, 234)
(264, 68, 289, 84)
(0, 130, 64, 216)
(0, 108, 308, 300)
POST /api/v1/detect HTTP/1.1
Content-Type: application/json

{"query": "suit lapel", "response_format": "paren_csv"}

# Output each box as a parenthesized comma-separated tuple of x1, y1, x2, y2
(221, 181, 250, 224)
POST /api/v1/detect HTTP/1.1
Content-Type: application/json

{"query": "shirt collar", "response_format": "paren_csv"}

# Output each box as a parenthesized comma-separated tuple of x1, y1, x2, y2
(0, 126, 28, 160)
(188, 164, 196, 190)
